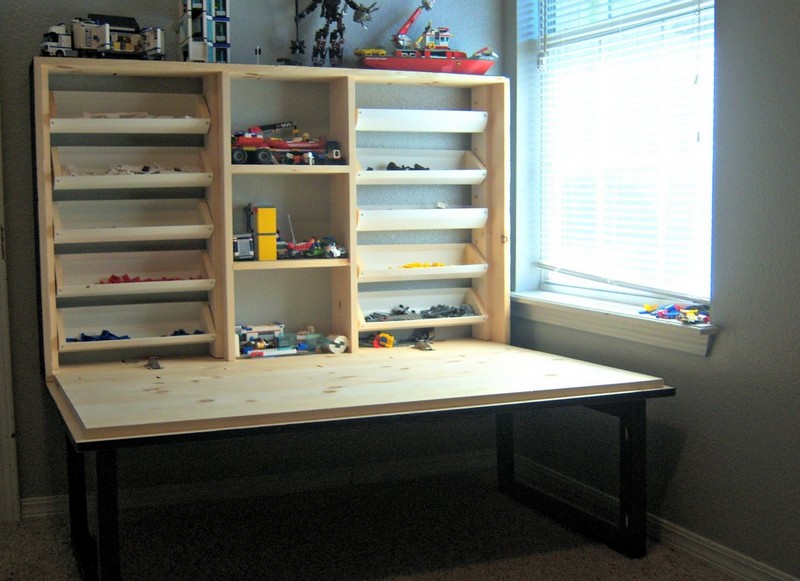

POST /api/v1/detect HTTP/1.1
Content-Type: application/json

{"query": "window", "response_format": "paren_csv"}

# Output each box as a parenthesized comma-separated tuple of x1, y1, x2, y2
(525, 0, 715, 304)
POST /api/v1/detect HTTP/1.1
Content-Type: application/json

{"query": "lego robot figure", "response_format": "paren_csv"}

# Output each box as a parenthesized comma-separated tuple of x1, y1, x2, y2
(295, 0, 378, 66)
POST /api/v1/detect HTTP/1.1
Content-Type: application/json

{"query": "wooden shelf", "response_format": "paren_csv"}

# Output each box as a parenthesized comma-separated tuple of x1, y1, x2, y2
(355, 108, 488, 133)
(34, 58, 509, 371)
(358, 287, 488, 332)
(356, 149, 486, 185)
(231, 164, 350, 175)
(58, 302, 216, 353)
(56, 250, 214, 298)
(357, 206, 488, 232)
(52, 146, 212, 190)
(54, 199, 213, 244)
(357, 243, 487, 283)
(233, 258, 348, 271)
(49, 91, 211, 134)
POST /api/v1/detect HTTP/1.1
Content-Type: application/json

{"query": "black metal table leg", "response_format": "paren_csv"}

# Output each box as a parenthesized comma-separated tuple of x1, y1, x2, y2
(496, 412, 515, 492)
(95, 449, 121, 580)
(502, 399, 651, 558)
(66, 436, 94, 578)
(617, 399, 647, 557)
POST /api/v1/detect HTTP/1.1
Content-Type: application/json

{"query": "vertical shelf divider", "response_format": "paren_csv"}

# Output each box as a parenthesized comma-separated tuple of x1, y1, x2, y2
(205, 70, 235, 360)
(35, 59, 508, 371)
(329, 76, 358, 352)
(471, 82, 511, 343)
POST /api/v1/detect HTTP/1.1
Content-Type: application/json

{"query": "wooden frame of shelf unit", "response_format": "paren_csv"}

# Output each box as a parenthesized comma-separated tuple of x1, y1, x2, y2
(34, 57, 508, 376)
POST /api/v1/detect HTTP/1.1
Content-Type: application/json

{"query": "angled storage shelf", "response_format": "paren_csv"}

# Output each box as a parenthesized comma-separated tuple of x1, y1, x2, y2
(58, 302, 216, 353)
(52, 146, 212, 190)
(356, 149, 486, 185)
(358, 287, 488, 332)
(357, 243, 488, 283)
(49, 91, 211, 134)
(54, 199, 213, 244)
(233, 258, 349, 272)
(56, 250, 215, 298)
(231, 164, 350, 176)
(355, 108, 488, 133)
(357, 206, 488, 232)
(35, 58, 509, 371)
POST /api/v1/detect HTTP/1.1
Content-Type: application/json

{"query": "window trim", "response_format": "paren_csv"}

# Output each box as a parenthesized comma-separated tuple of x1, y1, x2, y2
(512, 291, 718, 356)
(511, 0, 719, 355)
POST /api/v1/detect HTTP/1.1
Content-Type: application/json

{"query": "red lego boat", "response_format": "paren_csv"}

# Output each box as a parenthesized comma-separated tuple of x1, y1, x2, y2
(357, 1, 497, 76)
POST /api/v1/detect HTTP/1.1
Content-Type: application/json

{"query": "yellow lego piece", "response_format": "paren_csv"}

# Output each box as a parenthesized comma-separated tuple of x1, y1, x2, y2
(256, 233, 277, 261)
(251, 205, 277, 234)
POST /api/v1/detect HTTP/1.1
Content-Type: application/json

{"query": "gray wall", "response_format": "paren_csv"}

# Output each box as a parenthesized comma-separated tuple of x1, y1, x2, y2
(1, 0, 799, 578)
(511, 0, 800, 576)
(0, 0, 503, 495)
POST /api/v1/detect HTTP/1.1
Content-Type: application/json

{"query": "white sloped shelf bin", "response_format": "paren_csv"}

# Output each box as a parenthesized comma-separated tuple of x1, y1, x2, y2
(49, 91, 211, 134)
(56, 250, 215, 298)
(356, 149, 486, 185)
(52, 146, 212, 190)
(356, 108, 488, 133)
(357, 206, 488, 232)
(58, 302, 216, 353)
(54, 199, 213, 244)
(357, 243, 488, 283)
(358, 287, 488, 332)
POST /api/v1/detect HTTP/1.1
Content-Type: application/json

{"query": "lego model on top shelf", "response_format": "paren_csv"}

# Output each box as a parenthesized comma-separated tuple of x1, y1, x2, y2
(51, 147, 212, 190)
(357, 243, 487, 283)
(55, 250, 214, 298)
(40, 14, 164, 60)
(57, 302, 216, 353)
(357, 287, 487, 332)
(291, 0, 379, 67)
(53, 199, 213, 244)
(178, 0, 231, 63)
(355, 0, 497, 75)
(49, 91, 211, 135)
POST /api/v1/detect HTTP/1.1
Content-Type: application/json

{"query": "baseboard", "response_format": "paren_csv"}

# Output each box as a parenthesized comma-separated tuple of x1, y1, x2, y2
(22, 451, 795, 581)
(21, 449, 495, 517)
(515, 457, 798, 581)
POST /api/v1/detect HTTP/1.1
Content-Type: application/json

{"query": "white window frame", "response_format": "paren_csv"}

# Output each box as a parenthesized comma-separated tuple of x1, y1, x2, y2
(511, 0, 719, 356)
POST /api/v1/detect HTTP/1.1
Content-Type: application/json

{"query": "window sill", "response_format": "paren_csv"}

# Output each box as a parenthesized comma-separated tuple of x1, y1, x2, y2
(511, 291, 719, 356)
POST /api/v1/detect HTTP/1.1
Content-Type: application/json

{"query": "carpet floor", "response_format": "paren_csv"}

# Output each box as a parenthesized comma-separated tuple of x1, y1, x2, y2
(0, 471, 736, 580)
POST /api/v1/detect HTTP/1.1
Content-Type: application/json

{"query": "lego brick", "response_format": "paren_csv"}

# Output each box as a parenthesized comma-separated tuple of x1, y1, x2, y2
(256, 233, 277, 261)
(251, 205, 277, 234)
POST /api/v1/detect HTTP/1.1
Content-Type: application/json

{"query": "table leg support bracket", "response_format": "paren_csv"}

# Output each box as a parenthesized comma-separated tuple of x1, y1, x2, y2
(495, 400, 648, 558)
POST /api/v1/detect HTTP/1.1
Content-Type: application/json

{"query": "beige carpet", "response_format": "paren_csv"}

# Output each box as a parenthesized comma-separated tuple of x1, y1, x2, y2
(0, 471, 735, 580)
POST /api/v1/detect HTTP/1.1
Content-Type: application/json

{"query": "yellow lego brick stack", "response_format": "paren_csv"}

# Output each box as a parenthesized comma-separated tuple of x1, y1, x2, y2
(250, 204, 277, 261)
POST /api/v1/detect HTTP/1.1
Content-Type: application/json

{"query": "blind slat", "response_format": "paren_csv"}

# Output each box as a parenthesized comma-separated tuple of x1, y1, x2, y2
(537, 0, 714, 301)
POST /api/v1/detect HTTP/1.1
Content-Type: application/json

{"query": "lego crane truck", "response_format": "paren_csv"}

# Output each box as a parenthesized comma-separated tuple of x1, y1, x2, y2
(40, 14, 164, 60)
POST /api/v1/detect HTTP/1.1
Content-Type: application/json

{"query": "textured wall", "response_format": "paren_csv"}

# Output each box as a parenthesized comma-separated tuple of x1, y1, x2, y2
(511, 1, 800, 576)
(0, 0, 503, 498)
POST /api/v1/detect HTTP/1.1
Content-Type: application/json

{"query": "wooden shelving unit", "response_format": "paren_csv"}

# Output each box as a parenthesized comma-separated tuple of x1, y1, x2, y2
(34, 57, 508, 377)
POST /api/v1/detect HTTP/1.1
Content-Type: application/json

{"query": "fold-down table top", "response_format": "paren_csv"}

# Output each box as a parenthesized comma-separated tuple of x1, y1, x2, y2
(47, 339, 669, 447)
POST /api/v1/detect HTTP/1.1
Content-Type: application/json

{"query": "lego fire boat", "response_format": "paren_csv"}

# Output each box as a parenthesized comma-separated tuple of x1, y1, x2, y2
(356, 0, 497, 75)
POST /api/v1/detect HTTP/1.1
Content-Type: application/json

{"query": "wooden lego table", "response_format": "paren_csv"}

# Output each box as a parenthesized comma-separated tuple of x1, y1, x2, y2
(47, 339, 673, 579)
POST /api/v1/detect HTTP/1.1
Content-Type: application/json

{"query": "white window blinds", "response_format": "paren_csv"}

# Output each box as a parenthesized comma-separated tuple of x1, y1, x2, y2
(537, 0, 715, 302)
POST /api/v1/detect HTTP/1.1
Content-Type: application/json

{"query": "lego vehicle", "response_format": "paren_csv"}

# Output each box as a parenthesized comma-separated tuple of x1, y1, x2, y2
(357, 0, 497, 75)
(40, 14, 165, 60)
(231, 122, 345, 165)
(231, 121, 337, 165)
(286, 237, 319, 258)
